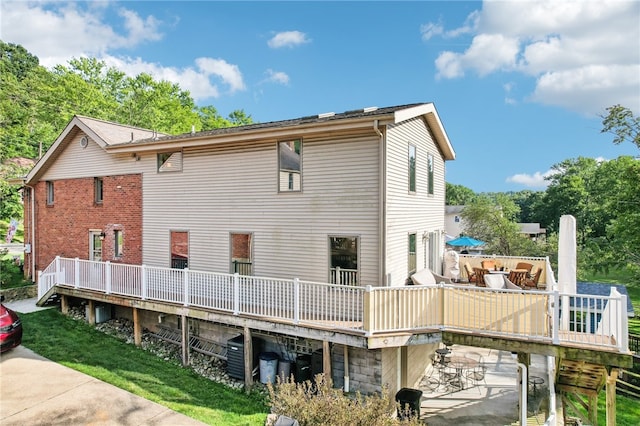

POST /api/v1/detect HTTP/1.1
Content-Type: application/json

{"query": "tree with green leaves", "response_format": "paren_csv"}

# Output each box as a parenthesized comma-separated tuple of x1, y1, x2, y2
(445, 182, 477, 205)
(600, 104, 640, 149)
(460, 194, 542, 256)
(0, 43, 255, 222)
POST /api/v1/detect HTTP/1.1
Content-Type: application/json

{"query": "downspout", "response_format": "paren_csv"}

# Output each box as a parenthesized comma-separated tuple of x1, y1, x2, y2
(516, 359, 528, 426)
(25, 184, 36, 281)
(374, 120, 386, 286)
(545, 355, 557, 425)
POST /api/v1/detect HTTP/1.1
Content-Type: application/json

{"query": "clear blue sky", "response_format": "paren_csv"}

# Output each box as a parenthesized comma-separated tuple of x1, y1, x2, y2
(2, 1, 639, 192)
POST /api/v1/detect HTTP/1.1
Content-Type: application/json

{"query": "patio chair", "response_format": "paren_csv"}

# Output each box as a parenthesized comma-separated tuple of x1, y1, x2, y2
(410, 268, 452, 285)
(515, 262, 534, 273)
(464, 352, 487, 392)
(481, 260, 496, 270)
(464, 262, 477, 283)
(524, 268, 542, 289)
(473, 267, 489, 287)
(507, 269, 528, 287)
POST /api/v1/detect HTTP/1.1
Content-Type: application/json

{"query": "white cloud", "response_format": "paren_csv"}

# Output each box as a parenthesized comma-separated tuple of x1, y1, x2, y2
(264, 69, 290, 85)
(267, 31, 310, 48)
(195, 58, 246, 93)
(428, 0, 640, 115)
(420, 21, 444, 41)
(0, 1, 244, 101)
(506, 170, 555, 188)
(0, 1, 164, 67)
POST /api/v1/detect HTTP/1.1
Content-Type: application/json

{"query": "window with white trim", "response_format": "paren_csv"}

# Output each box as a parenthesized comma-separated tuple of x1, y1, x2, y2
(408, 144, 416, 193)
(278, 140, 301, 191)
(427, 153, 434, 195)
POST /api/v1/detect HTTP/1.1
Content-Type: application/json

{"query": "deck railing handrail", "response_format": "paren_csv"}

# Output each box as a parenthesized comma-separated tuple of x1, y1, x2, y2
(38, 257, 629, 353)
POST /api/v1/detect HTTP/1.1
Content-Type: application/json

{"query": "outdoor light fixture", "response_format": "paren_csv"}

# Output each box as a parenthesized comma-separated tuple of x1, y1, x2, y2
(99, 232, 106, 240)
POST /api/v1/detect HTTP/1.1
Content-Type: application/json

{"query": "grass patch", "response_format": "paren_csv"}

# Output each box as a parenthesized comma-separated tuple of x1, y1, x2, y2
(21, 309, 269, 425)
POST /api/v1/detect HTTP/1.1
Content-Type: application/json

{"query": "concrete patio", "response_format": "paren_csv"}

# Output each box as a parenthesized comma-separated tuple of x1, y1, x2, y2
(416, 345, 553, 425)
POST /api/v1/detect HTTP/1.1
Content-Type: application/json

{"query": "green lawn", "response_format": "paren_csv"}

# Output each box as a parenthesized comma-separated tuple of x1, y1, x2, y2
(21, 309, 269, 425)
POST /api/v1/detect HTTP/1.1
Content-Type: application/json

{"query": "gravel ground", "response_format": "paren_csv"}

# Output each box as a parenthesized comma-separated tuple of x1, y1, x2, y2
(68, 306, 249, 392)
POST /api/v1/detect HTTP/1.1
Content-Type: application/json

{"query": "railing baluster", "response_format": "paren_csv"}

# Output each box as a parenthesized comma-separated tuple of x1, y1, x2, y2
(105, 261, 111, 294)
(233, 273, 239, 315)
(74, 258, 80, 288)
(141, 264, 147, 300)
(184, 268, 189, 306)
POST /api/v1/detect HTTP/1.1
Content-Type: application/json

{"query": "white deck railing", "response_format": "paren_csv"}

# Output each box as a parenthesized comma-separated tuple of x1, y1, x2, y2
(38, 257, 629, 353)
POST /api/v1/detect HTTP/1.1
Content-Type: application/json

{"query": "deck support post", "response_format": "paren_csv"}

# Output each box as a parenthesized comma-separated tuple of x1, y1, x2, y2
(343, 345, 350, 392)
(180, 315, 189, 366)
(87, 300, 95, 325)
(606, 368, 618, 426)
(322, 340, 331, 380)
(399, 346, 408, 389)
(132, 307, 142, 347)
(588, 393, 598, 426)
(243, 326, 254, 392)
(60, 294, 69, 315)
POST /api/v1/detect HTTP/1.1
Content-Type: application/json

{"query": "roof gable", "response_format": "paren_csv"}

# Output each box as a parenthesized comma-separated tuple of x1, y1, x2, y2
(25, 116, 160, 184)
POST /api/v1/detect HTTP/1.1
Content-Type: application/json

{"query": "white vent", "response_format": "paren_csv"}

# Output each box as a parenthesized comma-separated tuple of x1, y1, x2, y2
(318, 112, 335, 118)
(80, 136, 89, 148)
(363, 106, 378, 113)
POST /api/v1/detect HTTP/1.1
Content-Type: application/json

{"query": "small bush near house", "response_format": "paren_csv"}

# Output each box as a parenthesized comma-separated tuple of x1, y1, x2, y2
(0, 252, 29, 289)
(268, 374, 422, 426)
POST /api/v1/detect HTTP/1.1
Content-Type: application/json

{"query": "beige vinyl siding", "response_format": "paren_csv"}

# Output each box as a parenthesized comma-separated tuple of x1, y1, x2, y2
(41, 133, 141, 180)
(385, 117, 447, 287)
(142, 134, 382, 286)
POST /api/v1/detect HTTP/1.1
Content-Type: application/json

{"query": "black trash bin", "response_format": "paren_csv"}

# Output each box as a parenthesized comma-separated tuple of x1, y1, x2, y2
(395, 387, 423, 419)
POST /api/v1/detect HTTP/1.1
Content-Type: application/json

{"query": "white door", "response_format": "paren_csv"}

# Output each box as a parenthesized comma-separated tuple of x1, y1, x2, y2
(89, 231, 103, 261)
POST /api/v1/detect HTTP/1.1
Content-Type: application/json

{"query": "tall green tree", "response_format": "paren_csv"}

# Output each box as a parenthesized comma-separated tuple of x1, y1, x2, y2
(460, 195, 540, 256)
(445, 182, 476, 205)
(0, 43, 255, 222)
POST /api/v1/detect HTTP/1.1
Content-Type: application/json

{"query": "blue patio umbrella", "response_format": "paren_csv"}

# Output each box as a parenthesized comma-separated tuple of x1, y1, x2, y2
(446, 236, 485, 247)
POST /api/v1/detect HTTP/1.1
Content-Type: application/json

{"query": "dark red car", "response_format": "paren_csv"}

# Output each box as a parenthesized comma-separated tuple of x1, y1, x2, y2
(0, 296, 23, 353)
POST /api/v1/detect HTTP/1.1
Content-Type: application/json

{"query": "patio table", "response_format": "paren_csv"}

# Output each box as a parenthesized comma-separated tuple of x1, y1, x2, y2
(447, 356, 478, 391)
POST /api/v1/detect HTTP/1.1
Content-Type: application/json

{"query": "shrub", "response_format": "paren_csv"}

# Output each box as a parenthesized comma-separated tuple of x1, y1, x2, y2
(0, 254, 29, 289)
(267, 374, 422, 426)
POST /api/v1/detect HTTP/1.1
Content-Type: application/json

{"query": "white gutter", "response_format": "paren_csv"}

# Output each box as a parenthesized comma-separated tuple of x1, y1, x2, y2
(374, 120, 387, 286)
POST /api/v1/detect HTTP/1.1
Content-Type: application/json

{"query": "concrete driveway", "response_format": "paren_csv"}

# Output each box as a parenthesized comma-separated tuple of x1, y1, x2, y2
(0, 298, 207, 426)
(0, 346, 207, 426)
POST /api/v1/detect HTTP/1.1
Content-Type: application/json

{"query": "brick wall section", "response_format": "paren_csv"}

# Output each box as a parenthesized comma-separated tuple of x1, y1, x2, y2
(33, 174, 142, 272)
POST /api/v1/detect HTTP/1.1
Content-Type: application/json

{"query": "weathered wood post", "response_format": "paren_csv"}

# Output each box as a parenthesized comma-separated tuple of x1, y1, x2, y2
(243, 326, 254, 392)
